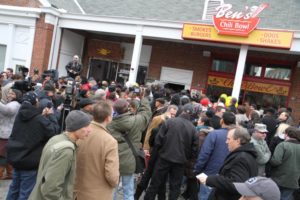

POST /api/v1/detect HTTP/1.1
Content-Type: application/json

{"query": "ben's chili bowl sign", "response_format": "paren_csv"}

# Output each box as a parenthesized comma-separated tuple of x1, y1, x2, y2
(213, 3, 269, 37)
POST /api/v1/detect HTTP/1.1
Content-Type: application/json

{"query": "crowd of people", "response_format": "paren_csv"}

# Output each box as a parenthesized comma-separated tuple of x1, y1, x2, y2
(0, 62, 300, 200)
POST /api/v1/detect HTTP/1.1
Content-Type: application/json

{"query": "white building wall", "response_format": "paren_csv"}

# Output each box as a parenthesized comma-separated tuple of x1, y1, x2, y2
(56, 29, 85, 77)
(0, 11, 37, 73)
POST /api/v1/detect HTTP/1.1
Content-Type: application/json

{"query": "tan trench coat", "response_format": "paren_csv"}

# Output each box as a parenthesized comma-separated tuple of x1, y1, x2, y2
(74, 121, 119, 200)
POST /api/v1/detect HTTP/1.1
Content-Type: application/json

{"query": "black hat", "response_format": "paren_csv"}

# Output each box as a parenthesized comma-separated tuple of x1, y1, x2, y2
(79, 98, 95, 108)
(22, 91, 38, 105)
(183, 104, 194, 115)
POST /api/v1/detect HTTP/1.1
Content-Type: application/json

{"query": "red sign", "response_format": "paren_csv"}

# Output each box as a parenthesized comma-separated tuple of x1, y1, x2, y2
(213, 3, 269, 36)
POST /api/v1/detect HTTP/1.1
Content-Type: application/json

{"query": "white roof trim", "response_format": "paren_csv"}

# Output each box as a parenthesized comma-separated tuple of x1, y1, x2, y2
(39, 0, 51, 7)
(73, 0, 86, 14)
(0, 5, 41, 18)
(60, 13, 185, 29)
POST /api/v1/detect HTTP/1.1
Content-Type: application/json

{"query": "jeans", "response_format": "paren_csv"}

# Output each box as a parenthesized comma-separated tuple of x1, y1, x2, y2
(198, 183, 212, 200)
(6, 169, 37, 200)
(280, 186, 294, 200)
(114, 174, 134, 200)
(144, 157, 184, 200)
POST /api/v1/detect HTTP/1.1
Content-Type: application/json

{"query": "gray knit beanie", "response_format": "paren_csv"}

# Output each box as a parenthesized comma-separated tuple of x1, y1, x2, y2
(65, 110, 92, 132)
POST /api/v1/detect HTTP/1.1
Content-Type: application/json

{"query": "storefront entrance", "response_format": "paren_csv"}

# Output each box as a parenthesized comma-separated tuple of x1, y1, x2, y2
(88, 58, 148, 85)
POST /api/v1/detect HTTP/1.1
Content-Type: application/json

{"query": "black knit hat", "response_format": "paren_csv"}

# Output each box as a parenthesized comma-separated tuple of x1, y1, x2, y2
(22, 91, 38, 105)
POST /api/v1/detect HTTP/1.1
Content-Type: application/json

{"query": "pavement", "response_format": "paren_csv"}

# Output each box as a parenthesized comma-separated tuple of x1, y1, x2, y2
(0, 179, 186, 200)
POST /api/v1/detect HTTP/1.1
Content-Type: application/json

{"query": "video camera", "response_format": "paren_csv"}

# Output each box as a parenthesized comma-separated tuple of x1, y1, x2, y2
(60, 78, 76, 132)
(64, 78, 76, 106)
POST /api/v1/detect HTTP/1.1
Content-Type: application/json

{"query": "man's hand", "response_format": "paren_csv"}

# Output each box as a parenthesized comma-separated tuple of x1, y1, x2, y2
(42, 107, 54, 116)
(196, 173, 208, 185)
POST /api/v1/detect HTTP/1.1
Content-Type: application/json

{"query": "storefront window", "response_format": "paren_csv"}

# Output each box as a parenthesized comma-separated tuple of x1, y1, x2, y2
(206, 85, 233, 102)
(0, 45, 6, 72)
(245, 91, 287, 108)
(264, 64, 291, 80)
(212, 59, 235, 73)
(116, 63, 130, 85)
(244, 63, 262, 77)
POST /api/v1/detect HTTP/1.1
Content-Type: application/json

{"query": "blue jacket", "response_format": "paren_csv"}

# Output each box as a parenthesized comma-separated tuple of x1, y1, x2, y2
(194, 128, 229, 175)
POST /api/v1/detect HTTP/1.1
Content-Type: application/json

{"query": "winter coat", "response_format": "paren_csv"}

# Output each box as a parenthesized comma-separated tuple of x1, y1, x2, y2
(270, 140, 300, 189)
(6, 102, 60, 170)
(261, 115, 278, 144)
(74, 121, 119, 200)
(143, 114, 166, 151)
(155, 114, 198, 164)
(194, 128, 229, 176)
(29, 133, 76, 200)
(206, 143, 258, 200)
(0, 101, 21, 139)
(107, 98, 151, 175)
(250, 137, 271, 176)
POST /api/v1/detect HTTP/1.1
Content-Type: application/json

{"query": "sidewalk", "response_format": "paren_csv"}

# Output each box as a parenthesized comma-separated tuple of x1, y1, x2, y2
(0, 179, 186, 199)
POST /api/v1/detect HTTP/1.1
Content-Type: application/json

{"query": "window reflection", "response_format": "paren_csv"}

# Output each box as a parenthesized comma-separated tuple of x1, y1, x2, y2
(244, 63, 262, 77)
(212, 60, 235, 73)
(264, 64, 291, 80)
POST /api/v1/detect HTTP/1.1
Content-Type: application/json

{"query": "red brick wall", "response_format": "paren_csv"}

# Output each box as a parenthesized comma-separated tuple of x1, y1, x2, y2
(0, 0, 40, 7)
(30, 14, 54, 75)
(288, 66, 300, 122)
(147, 41, 239, 91)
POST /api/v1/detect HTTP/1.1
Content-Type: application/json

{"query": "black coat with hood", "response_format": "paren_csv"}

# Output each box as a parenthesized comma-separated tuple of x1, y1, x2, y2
(206, 143, 258, 200)
(6, 102, 60, 170)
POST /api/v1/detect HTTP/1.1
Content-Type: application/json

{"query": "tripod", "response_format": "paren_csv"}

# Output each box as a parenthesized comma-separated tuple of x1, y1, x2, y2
(59, 95, 73, 133)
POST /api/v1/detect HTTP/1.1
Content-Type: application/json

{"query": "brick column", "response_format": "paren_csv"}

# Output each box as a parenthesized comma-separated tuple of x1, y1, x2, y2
(30, 14, 54, 75)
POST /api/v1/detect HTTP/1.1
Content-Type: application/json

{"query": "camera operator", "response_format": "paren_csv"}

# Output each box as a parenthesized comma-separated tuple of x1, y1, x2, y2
(65, 55, 82, 79)
(39, 82, 62, 121)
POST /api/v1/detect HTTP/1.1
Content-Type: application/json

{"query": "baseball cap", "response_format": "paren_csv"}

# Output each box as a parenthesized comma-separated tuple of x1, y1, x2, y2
(254, 123, 268, 133)
(233, 177, 280, 200)
(183, 103, 194, 115)
(200, 98, 210, 107)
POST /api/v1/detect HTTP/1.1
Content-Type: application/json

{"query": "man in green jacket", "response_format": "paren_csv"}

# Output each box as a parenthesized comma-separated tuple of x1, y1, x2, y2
(270, 126, 300, 200)
(29, 110, 91, 200)
(107, 91, 151, 200)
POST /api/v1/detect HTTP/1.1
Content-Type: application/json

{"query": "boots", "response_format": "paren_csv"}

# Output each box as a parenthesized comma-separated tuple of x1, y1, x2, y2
(5, 164, 13, 179)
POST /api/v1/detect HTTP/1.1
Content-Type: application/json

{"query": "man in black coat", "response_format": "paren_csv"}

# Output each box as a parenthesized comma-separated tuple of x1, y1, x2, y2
(261, 108, 278, 145)
(6, 91, 60, 200)
(65, 55, 82, 79)
(144, 104, 198, 200)
(197, 126, 258, 200)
